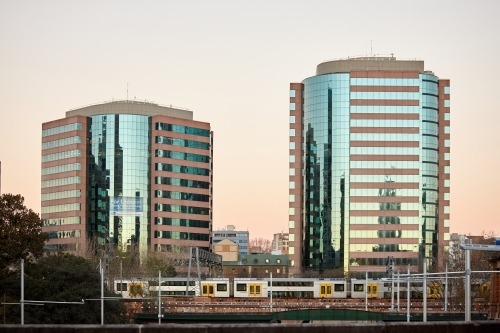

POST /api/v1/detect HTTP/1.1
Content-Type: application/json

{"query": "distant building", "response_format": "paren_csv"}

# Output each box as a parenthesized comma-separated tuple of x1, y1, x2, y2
(213, 239, 239, 262)
(271, 232, 289, 255)
(289, 56, 451, 276)
(212, 225, 249, 255)
(222, 253, 289, 279)
(41, 100, 213, 256)
(489, 254, 500, 319)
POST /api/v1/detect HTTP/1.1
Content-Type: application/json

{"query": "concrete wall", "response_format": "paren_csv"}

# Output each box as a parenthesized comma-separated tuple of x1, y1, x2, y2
(2, 322, 500, 333)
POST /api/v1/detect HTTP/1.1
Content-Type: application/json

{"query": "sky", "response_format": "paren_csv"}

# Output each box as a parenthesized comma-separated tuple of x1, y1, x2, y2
(0, 0, 499, 240)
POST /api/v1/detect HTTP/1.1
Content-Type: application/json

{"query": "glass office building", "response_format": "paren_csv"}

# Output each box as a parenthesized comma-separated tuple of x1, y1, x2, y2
(41, 100, 213, 256)
(288, 57, 450, 276)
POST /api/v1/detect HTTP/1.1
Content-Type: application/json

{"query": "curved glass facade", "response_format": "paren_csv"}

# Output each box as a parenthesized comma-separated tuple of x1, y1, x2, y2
(89, 114, 150, 253)
(302, 73, 350, 270)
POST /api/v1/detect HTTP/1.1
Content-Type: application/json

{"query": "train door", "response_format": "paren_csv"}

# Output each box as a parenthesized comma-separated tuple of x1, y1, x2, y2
(320, 283, 333, 297)
(249, 283, 262, 297)
(202, 283, 215, 297)
(367, 283, 378, 298)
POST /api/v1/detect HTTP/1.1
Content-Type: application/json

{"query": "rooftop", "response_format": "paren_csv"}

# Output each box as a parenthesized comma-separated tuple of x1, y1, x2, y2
(66, 99, 193, 120)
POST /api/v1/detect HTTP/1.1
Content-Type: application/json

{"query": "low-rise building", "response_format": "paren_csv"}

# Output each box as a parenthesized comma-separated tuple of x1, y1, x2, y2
(222, 253, 289, 279)
(212, 225, 249, 255)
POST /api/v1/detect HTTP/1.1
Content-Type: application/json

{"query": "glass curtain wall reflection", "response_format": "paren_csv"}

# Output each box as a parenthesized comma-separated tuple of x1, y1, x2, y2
(89, 114, 150, 254)
(302, 74, 350, 272)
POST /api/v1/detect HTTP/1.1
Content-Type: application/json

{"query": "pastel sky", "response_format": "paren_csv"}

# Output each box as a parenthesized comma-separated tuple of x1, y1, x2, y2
(0, 0, 499, 240)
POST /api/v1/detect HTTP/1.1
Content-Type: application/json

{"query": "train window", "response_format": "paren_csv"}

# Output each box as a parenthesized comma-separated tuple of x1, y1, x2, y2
(334, 284, 344, 292)
(236, 284, 247, 291)
(217, 284, 227, 292)
(354, 284, 364, 292)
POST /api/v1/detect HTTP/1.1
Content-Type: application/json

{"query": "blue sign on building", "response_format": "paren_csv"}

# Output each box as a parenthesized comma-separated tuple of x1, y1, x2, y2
(110, 197, 143, 216)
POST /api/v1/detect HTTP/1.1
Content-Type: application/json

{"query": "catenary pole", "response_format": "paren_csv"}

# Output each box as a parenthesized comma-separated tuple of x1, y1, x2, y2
(423, 260, 427, 322)
(407, 264, 410, 322)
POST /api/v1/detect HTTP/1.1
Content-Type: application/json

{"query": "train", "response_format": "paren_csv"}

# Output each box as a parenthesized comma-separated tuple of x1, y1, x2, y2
(114, 277, 433, 300)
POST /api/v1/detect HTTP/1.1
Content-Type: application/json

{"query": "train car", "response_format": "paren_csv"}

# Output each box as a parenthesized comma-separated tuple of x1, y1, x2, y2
(157, 277, 198, 296)
(233, 278, 268, 297)
(200, 278, 230, 297)
(114, 278, 149, 298)
(350, 278, 384, 299)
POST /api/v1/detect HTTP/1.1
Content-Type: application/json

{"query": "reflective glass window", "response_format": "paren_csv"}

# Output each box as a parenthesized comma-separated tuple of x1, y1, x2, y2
(444, 100, 450, 107)
(445, 179, 450, 187)
(41, 176, 81, 188)
(444, 87, 450, 94)
(444, 193, 450, 200)
(444, 233, 450, 241)
(42, 122, 82, 137)
(290, 116, 296, 123)
(155, 150, 209, 163)
(289, 142, 295, 149)
(289, 155, 295, 163)
(289, 168, 295, 176)
(444, 219, 450, 227)
(445, 166, 450, 174)
(42, 149, 82, 163)
(350, 106, 419, 114)
(290, 90, 296, 97)
(156, 136, 210, 150)
(155, 218, 209, 228)
(155, 203, 209, 215)
(289, 181, 295, 189)
(154, 231, 209, 241)
(351, 119, 419, 128)
(290, 103, 296, 110)
(156, 122, 210, 137)
(445, 139, 450, 147)
(41, 203, 81, 214)
(46, 230, 81, 239)
(444, 113, 450, 121)
(289, 208, 295, 215)
(155, 190, 209, 202)
(42, 190, 81, 201)
(42, 163, 81, 175)
(445, 153, 450, 160)
(444, 206, 450, 214)
(42, 136, 82, 150)
(289, 220, 295, 228)
(350, 78, 419, 86)
(289, 129, 295, 136)
(289, 195, 295, 202)
(42, 216, 81, 226)
(350, 92, 419, 100)
(156, 163, 210, 176)
(289, 234, 295, 241)
(155, 177, 210, 189)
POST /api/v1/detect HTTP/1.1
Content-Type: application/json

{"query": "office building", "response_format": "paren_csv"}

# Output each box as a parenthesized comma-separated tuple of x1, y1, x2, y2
(271, 232, 289, 255)
(41, 100, 213, 255)
(288, 56, 450, 276)
(212, 225, 249, 255)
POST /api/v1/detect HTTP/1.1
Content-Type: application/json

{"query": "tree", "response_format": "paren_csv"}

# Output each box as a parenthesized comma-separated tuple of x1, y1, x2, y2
(249, 237, 272, 254)
(0, 194, 48, 278)
(0, 253, 127, 324)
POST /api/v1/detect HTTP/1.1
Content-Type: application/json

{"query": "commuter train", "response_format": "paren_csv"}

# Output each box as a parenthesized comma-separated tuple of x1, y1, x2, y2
(115, 277, 432, 299)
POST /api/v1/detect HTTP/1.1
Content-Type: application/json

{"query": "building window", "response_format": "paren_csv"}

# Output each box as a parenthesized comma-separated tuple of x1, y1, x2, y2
(444, 206, 450, 214)
(445, 139, 450, 147)
(445, 166, 450, 174)
(289, 129, 295, 137)
(289, 168, 295, 176)
(289, 247, 294, 255)
(290, 116, 296, 124)
(290, 103, 296, 110)
(242, 259, 247, 264)
(445, 153, 450, 160)
(289, 155, 295, 163)
(290, 260, 294, 267)
(289, 195, 295, 202)
(289, 208, 295, 215)
(289, 221, 295, 228)
(290, 90, 296, 98)
(444, 100, 450, 107)
(289, 142, 295, 150)
(277, 269, 280, 274)
(276, 259, 281, 264)
(445, 126, 450, 134)
(444, 193, 450, 200)
(265, 258, 270, 264)
(445, 179, 450, 187)
(289, 234, 295, 241)
(444, 86, 450, 94)
(289, 182, 295, 189)
(445, 113, 450, 121)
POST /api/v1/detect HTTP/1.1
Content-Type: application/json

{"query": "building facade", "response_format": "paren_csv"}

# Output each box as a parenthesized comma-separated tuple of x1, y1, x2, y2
(212, 225, 249, 255)
(41, 100, 213, 255)
(222, 254, 289, 279)
(271, 232, 289, 255)
(288, 57, 450, 276)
